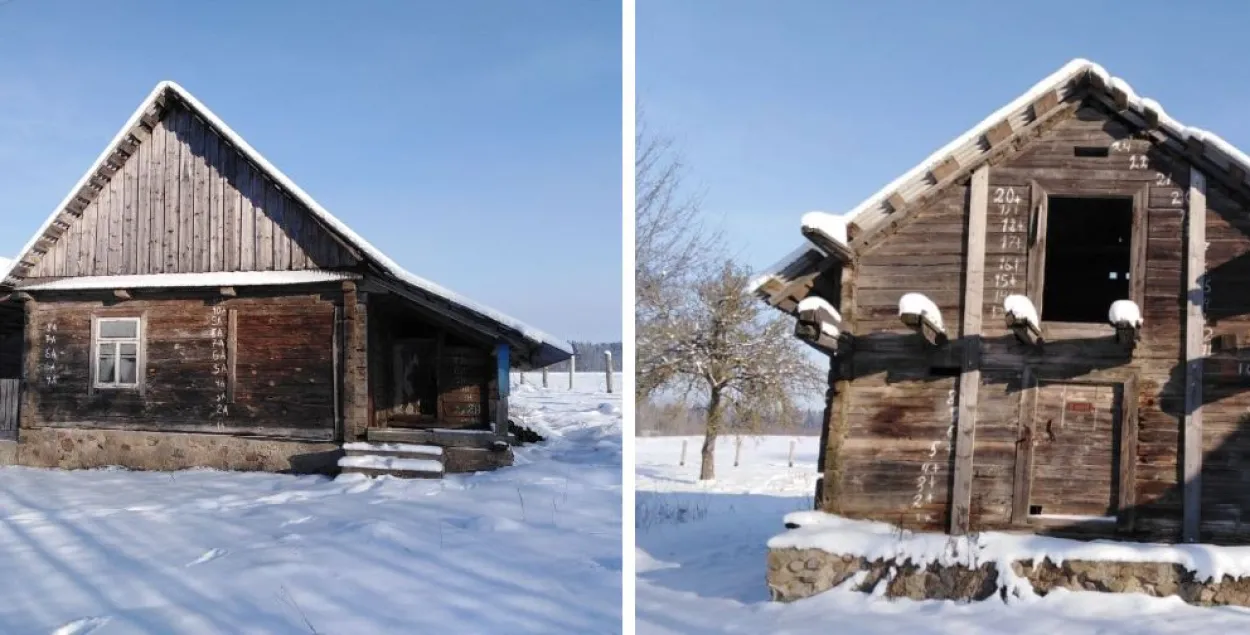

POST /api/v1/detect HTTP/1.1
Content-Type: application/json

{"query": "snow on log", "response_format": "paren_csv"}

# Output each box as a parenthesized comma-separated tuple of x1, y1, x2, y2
(1109, 299, 1142, 346)
(795, 295, 846, 355)
(1109, 300, 1143, 328)
(799, 211, 853, 262)
(898, 292, 946, 345)
(1004, 294, 1042, 346)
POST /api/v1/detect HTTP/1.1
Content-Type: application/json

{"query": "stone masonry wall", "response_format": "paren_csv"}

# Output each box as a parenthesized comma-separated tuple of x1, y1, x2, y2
(768, 547, 1250, 607)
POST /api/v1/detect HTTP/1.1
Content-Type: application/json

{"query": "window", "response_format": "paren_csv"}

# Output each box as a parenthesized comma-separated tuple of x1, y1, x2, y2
(1041, 196, 1133, 323)
(94, 317, 141, 389)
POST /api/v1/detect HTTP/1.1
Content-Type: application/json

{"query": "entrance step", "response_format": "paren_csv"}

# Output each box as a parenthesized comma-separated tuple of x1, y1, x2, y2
(367, 427, 512, 450)
(342, 441, 444, 461)
(337, 454, 444, 479)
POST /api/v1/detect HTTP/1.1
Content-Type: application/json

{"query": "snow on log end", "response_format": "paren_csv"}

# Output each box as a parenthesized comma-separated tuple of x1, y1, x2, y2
(1004, 294, 1040, 329)
(898, 293, 943, 332)
(800, 211, 848, 246)
(1109, 299, 1143, 328)
(797, 296, 842, 323)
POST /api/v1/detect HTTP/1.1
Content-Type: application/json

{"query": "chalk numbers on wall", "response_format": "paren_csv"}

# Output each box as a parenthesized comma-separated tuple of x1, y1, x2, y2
(210, 307, 229, 418)
(41, 321, 60, 387)
(913, 388, 958, 514)
(989, 187, 1024, 319)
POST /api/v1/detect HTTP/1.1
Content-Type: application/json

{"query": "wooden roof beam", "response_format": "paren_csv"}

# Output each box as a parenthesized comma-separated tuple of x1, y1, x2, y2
(929, 156, 960, 182)
(1031, 90, 1060, 119)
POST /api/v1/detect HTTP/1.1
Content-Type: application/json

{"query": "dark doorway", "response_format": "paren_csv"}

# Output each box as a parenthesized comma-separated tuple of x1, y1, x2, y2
(1042, 196, 1133, 323)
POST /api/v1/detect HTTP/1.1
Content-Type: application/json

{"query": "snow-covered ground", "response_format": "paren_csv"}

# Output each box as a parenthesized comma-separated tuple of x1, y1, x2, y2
(0, 376, 621, 634)
(515, 370, 622, 394)
(636, 435, 1250, 634)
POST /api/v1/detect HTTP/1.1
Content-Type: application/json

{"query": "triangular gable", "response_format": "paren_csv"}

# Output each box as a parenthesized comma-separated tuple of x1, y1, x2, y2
(5, 82, 573, 365)
(751, 59, 1250, 304)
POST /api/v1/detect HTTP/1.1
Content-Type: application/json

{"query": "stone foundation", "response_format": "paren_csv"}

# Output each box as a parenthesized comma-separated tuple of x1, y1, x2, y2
(767, 547, 1250, 607)
(12, 427, 341, 474)
(443, 446, 514, 473)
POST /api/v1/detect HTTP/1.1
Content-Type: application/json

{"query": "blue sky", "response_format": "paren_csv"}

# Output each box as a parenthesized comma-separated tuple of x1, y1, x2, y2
(0, 0, 621, 341)
(637, 0, 1250, 271)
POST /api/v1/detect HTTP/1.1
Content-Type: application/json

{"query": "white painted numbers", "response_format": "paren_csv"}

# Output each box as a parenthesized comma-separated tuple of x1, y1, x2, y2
(1129, 154, 1149, 170)
(41, 321, 60, 387)
(210, 306, 229, 418)
(913, 388, 958, 514)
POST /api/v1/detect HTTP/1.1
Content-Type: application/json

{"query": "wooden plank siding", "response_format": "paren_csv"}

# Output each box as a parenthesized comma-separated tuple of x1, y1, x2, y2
(23, 290, 339, 439)
(27, 102, 357, 279)
(811, 94, 1250, 543)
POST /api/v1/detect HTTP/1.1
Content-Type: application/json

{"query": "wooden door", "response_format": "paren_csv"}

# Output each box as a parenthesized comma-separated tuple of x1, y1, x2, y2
(0, 378, 17, 440)
(438, 347, 491, 429)
(389, 338, 438, 425)
(1027, 381, 1121, 520)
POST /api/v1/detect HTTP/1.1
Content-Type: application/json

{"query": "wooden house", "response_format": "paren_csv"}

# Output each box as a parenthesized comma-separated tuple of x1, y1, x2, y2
(0, 81, 572, 477)
(751, 59, 1250, 544)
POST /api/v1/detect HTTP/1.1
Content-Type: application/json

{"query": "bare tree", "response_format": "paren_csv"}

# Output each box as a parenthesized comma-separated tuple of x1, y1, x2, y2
(635, 114, 720, 399)
(670, 260, 823, 480)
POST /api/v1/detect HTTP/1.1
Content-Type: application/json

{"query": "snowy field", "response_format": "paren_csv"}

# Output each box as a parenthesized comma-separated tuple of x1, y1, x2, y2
(636, 435, 1250, 634)
(514, 370, 622, 394)
(0, 376, 621, 634)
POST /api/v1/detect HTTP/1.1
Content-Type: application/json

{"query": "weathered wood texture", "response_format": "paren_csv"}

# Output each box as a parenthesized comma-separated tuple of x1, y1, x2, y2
(951, 166, 989, 535)
(23, 290, 337, 440)
(28, 103, 357, 279)
(813, 94, 1239, 542)
(0, 378, 18, 439)
(368, 296, 496, 431)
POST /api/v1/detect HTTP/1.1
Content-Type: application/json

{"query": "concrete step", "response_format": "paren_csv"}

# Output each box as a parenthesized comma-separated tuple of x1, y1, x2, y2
(337, 454, 444, 479)
(342, 441, 443, 461)
(368, 427, 512, 450)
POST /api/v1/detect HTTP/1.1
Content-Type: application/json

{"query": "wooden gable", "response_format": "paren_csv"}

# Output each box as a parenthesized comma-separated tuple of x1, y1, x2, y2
(26, 101, 358, 280)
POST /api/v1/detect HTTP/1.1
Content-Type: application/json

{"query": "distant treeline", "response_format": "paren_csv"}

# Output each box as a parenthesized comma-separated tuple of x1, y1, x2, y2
(636, 400, 823, 436)
(546, 341, 623, 372)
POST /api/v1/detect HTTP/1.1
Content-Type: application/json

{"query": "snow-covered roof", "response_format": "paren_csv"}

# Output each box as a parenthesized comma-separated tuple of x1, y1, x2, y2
(6, 82, 573, 366)
(18, 270, 359, 292)
(751, 58, 1250, 299)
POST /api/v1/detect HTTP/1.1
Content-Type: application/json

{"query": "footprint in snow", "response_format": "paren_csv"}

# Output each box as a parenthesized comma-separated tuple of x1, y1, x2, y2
(185, 548, 228, 567)
(51, 617, 110, 635)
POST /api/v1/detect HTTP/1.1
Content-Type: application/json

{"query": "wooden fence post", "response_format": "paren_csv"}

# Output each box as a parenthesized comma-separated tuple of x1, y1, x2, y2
(680, 439, 688, 466)
(542, 366, 548, 388)
(734, 436, 743, 467)
(604, 351, 613, 393)
(789, 439, 796, 468)
(569, 354, 576, 390)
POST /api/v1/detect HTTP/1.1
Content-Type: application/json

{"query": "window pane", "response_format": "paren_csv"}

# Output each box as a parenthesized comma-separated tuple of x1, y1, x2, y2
(119, 343, 137, 356)
(98, 350, 116, 384)
(118, 353, 137, 384)
(99, 320, 137, 339)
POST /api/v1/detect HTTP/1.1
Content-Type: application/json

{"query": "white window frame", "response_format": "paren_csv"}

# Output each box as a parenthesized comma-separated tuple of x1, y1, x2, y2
(92, 316, 143, 391)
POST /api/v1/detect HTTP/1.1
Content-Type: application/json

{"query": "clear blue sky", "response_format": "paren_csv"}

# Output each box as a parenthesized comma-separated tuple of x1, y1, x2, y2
(638, 0, 1250, 271)
(0, 0, 621, 342)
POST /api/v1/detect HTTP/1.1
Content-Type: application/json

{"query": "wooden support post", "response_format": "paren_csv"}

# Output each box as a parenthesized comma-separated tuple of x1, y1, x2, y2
(20, 294, 37, 431)
(1183, 167, 1207, 543)
(734, 435, 743, 467)
(604, 351, 614, 393)
(496, 342, 510, 442)
(340, 281, 369, 441)
(680, 439, 688, 466)
(542, 366, 548, 388)
(951, 166, 989, 536)
(569, 354, 576, 390)
(789, 439, 796, 468)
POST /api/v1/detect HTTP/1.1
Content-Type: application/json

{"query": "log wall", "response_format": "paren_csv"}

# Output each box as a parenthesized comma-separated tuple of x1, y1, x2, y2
(817, 94, 1250, 542)
(23, 289, 338, 440)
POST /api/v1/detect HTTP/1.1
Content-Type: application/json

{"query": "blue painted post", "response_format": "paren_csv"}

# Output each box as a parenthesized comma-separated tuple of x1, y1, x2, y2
(496, 343, 510, 440)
